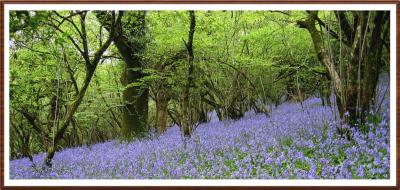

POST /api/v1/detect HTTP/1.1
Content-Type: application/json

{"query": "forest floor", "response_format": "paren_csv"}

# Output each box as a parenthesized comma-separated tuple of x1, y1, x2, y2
(10, 76, 390, 179)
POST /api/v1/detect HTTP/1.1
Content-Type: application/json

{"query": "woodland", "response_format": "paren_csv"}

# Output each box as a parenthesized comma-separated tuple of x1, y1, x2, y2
(9, 10, 390, 179)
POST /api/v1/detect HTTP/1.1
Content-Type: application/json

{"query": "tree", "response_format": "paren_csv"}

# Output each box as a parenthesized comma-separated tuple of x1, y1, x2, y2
(10, 11, 115, 166)
(181, 10, 196, 137)
(97, 11, 149, 140)
(42, 11, 119, 166)
(297, 11, 389, 126)
(152, 50, 186, 133)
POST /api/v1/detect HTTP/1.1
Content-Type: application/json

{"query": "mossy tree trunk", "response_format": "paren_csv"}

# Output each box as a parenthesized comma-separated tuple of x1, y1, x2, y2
(181, 11, 196, 137)
(113, 11, 149, 140)
(298, 11, 388, 126)
(97, 11, 149, 139)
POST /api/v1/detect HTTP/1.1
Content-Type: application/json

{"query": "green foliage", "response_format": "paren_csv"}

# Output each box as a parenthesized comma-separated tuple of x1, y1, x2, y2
(9, 10, 342, 159)
(280, 137, 294, 147)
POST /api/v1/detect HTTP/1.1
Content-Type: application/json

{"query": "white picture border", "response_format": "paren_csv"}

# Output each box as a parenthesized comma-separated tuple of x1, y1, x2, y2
(3, 3, 397, 187)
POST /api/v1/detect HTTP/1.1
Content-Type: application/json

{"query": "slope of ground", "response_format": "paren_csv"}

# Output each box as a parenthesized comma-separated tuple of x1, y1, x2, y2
(10, 76, 390, 179)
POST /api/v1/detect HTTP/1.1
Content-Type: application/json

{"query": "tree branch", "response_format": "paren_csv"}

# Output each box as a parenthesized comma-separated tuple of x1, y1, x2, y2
(61, 46, 80, 95)
(46, 21, 85, 58)
(52, 11, 84, 40)
(334, 11, 354, 45)
(79, 12, 91, 66)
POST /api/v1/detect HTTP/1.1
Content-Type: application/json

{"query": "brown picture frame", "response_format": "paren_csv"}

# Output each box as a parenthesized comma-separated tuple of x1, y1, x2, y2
(0, 0, 398, 189)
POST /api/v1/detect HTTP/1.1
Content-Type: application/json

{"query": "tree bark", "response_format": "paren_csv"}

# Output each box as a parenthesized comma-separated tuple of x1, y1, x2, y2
(154, 50, 185, 133)
(156, 93, 170, 133)
(182, 10, 196, 137)
(96, 11, 149, 140)
(120, 66, 149, 139)
(113, 11, 149, 140)
(297, 12, 344, 102)
(298, 11, 388, 126)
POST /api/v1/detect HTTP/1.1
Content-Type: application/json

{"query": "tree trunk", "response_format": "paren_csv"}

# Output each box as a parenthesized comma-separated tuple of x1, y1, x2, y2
(196, 102, 209, 123)
(156, 95, 169, 133)
(297, 12, 344, 103)
(297, 11, 388, 127)
(181, 11, 196, 137)
(120, 65, 149, 139)
(96, 11, 149, 140)
(45, 68, 96, 166)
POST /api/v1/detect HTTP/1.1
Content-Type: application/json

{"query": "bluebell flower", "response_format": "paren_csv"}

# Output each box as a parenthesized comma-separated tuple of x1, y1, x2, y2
(9, 76, 390, 179)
